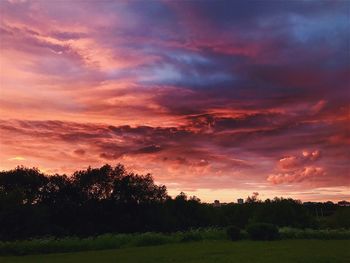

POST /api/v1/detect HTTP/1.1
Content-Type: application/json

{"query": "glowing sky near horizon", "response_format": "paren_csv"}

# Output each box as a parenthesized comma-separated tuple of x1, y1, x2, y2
(0, 0, 349, 202)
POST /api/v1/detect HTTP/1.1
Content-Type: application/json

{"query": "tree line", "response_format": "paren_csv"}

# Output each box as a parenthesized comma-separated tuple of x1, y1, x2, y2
(0, 164, 348, 240)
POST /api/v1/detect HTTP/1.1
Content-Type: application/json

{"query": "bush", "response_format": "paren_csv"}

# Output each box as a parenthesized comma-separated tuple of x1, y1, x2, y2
(226, 226, 242, 241)
(132, 232, 172, 247)
(246, 223, 279, 240)
(0, 228, 226, 256)
(279, 227, 350, 240)
(180, 232, 202, 242)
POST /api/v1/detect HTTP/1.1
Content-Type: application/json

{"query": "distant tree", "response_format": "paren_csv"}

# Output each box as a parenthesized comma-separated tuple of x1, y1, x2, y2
(72, 164, 118, 201)
(0, 164, 344, 240)
(189, 195, 201, 203)
(328, 207, 350, 228)
(252, 197, 314, 228)
(175, 192, 188, 202)
(71, 164, 167, 203)
(41, 174, 79, 205)
(112, 172, 167, 203)
(245, 192, 260, 203)
(0, 166, 47, 205)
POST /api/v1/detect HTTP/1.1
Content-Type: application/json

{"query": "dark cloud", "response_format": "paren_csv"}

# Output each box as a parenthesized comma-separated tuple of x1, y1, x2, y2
(135, 145, 162, 154)
(73, 149, 86, 156)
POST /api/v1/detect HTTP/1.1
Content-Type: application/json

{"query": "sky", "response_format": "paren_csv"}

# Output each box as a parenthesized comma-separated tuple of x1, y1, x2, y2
(0, 0, 349, 202)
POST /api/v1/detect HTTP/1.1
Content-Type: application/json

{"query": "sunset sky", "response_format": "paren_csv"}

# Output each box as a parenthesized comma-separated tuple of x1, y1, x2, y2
(0, 0, 349, 202)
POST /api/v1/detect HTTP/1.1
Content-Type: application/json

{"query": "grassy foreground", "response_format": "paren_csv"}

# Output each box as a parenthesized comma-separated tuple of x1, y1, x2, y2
(0, 240, 349, 263)
(1, 228, 349, 256)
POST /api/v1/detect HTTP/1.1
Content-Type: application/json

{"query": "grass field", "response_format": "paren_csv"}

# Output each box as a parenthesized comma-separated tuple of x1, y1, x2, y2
(0, 240, 349, 263)
(2, 228, 349, 256)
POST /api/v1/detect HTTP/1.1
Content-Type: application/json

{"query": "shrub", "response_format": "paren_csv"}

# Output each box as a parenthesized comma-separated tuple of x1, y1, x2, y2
(0, 229, 227, 256)
(226, 226, 242, 241)
(246, 223, 279, 240)
(180, 232, 202, 242)
(132, 233, 172, 247)
(279, 227, 350, 240)
(200, 227, 227, 240)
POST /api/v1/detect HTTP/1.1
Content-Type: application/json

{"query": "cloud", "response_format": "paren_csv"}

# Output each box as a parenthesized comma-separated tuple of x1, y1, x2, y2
(135, 145, 162, 154)
(268, 150, 326, 185)
(279, 150, 321, 170)
(267, 166, 326, 184)
(99, 152, 123, 161)
(311, 100, 327, 114)
(8, 156, 26, 161)
(73, 149, 86, 156)
(0, 1, 349, 201)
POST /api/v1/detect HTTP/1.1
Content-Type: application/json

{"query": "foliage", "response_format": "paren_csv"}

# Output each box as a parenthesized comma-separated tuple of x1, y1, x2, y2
(279, 227, 350, 240)
(0, 167, 47, 206)
(0, 227, 349, 256)
(0, 164, 349, 241)
(246, 223, 280, 241)
(327, 208, 350, 228)
(0, 229, 224, 256)
(226, 226, 242, 241)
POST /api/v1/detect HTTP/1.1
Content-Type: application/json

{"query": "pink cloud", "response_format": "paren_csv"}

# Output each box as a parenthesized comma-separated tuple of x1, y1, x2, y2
(267, 166, 326, 184)
(279, 150, 321, 170)
(268, 150, 326, 185)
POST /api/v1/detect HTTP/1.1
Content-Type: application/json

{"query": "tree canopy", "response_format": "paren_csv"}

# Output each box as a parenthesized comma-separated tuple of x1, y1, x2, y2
(0, 164, 347, 240)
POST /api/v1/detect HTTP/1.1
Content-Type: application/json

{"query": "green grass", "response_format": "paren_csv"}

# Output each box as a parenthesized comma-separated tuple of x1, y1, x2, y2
(0, 240, 349, 263)
(1, 227, 349, 256)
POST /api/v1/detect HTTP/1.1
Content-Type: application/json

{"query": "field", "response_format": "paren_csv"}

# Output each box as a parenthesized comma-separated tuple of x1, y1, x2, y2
(1, 240, 349, 263)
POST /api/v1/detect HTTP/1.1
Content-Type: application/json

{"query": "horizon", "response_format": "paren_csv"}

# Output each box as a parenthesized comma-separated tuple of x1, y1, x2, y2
(0, 0, 349, 203)
(1, 164, 349, 204)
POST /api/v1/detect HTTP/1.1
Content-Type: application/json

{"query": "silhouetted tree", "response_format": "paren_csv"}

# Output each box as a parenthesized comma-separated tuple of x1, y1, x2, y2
(0, 166, 47, 205)
(0, 164, 346, 240)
